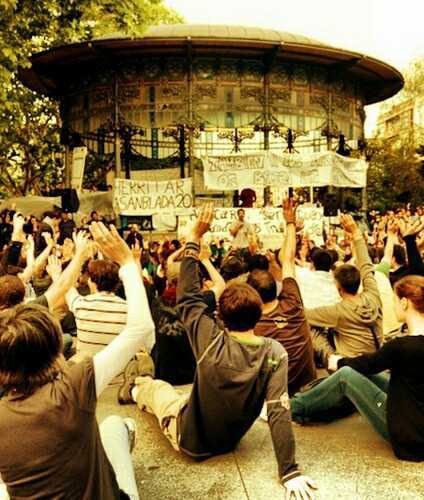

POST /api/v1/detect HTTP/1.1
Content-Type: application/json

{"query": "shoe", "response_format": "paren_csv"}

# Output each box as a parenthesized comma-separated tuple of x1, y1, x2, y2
(123, 417, 137, 453)
(118, 352, 155, 405)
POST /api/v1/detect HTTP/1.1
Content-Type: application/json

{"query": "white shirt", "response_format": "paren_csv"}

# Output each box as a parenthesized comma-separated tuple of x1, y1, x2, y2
(296, 266, 341, 309)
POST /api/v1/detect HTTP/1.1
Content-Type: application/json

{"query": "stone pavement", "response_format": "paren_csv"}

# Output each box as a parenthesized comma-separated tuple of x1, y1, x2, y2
(97, 385, 424, 500)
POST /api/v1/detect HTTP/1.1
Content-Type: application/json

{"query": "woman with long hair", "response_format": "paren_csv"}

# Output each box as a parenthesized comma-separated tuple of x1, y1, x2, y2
(291, 274, 424, 462)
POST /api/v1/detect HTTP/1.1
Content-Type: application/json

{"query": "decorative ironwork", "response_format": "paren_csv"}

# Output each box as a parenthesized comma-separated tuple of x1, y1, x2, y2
(162, 85, 186, 98)
(241, 86, 263, 101)
(194, 85, 217, 99)
(217, 127, 255, 153)
(272, 127, 306, 153)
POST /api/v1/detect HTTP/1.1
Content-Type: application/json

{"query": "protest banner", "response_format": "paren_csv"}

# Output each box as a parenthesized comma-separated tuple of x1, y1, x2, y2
(178, 205, 324, 245)
(71, 146, 88, 192)
(202, 151, 367, 191)
(113, 178, 194, 216)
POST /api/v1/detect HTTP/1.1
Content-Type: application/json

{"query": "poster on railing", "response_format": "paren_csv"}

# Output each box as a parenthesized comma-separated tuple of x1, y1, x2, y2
(178, 205, 324, 245)
(202, 151, 367, 190)
(71, 146, 87, 192)
(113, 178, 194, 216)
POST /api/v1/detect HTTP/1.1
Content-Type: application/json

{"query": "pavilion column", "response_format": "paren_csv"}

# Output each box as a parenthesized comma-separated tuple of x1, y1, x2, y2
(187, 38, 194, 186)
(113, 73, 122, 179)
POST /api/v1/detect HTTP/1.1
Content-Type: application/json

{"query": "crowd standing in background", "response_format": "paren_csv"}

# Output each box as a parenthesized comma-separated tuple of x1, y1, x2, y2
(0, 199, 424, 499)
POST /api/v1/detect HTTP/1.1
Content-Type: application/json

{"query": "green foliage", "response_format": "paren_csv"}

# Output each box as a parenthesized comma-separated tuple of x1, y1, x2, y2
(0, 0, 183, 195)
(366, 132, 424, 212)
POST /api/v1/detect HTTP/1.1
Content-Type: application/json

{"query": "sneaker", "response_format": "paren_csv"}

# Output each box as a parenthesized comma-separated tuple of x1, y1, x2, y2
(118, 352, 155, 405)
(123, 417, 137, 453)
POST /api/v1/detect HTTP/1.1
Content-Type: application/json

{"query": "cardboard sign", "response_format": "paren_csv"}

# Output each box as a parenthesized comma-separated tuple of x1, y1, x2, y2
(178, 206, 324, 245)
(113, 178, 194, 216)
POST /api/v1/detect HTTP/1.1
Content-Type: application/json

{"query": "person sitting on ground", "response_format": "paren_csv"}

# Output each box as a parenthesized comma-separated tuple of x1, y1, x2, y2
(0, 224, 155, 499)
(388, 217, 424, 286)
(248, 199, 316, 395)
(118, 203, 317, 499)
(305, 214, 383, 367)
(295, 247, 341, 309)
(66, 259, 127, 358)
(291, 274, 424, 462)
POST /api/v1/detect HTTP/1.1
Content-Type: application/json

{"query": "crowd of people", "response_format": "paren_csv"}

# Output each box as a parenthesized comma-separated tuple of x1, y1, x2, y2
(0, 198, 424, 499)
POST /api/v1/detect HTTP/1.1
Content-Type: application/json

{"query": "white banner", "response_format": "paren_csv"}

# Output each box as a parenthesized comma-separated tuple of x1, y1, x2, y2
(113, 178, 194, 216)
(178, 205, 324, 245)
(202, 151, 367, 191)
(71, 147, 88, 192)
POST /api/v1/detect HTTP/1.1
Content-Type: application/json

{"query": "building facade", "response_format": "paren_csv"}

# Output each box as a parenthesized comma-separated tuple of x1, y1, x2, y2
(20, 24, 403, 192)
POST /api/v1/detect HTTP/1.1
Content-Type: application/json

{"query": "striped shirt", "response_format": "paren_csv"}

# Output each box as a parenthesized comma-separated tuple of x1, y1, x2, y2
(68, 292, 128, 357)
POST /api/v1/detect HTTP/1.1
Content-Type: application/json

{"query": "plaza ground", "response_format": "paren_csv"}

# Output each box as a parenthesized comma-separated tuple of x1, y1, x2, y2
(97, 384, 424, 500)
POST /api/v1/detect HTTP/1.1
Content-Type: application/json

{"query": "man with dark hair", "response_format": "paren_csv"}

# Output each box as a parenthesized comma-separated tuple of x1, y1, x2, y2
(229, 208, 254, 249)
(66, 259, 127, 357)
(0, 224, 154, 499)
(118, 203, 317, 499)
(249, 199, 316, 395)
(305, 214, 383, 366)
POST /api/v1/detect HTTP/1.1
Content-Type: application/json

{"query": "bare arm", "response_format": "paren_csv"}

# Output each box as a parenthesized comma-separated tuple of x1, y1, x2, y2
(90, 223, 155, 396)
(381, 220, 398, 265)
(278, 198, 297, 280)
(44, 233, 90, 309)
(201, 254, 226, 300)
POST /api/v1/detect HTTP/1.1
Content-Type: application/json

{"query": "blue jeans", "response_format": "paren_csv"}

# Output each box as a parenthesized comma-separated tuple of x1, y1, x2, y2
(291, 366, 390, 441)
(99, 416, 139, 500)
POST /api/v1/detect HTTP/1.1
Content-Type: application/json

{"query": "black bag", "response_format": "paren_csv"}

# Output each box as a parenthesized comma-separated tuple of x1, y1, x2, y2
(298, 377, 356, 423)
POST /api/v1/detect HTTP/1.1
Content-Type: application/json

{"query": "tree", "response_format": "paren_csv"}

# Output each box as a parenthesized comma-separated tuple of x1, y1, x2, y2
(0, 0, 183, 196)
(366, 132, 424, 212)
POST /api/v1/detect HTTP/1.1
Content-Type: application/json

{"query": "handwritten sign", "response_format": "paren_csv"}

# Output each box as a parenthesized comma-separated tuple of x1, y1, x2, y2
(202, 151, 367, 191)
(113, 178, 193, 216)
(179, 206, 324, 245)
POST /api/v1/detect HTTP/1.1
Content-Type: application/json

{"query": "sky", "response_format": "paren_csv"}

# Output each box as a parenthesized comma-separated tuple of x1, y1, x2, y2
(166, 0, 424, 135)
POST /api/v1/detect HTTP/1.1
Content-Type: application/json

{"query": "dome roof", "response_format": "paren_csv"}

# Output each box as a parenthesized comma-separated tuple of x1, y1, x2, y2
(19, 24, 403, 105)
(92, 24, 333, 48)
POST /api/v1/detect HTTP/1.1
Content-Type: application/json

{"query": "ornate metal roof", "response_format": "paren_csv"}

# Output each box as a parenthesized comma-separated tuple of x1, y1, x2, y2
(92, 24, 332, 47)
(19, 24, 404, 105)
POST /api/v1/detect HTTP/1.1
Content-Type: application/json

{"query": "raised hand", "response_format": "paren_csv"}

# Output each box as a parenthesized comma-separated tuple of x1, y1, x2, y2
(90, 223, 133, 267)
(189, 204, 214, 242)
(131, 240, 142, 262)
(282, 198, 297, 224)
(46, 255, 62, 282)
(199, 242, 212, 261)
(284, 475, 317, 500)
(339, 213, 358, 236)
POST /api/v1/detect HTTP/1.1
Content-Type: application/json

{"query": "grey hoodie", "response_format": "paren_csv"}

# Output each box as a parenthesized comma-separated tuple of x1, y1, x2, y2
(305, 237, 383, 357)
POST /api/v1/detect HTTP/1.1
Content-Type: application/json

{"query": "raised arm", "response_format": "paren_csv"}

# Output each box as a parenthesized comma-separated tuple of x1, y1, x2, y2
(177, 205, 220, 358)
(199, 243, 226, 300)
(399, 218, 424, 273)
(278, 198, 297, 280)
(43, 232, 90, 309)
(381, 220, 398, 266)
(90, 223, 155, 397)
(340, 213, 380, 303)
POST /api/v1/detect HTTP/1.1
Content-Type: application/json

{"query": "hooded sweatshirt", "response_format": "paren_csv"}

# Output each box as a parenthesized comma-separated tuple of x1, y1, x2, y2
(305, 236, 383, 357)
